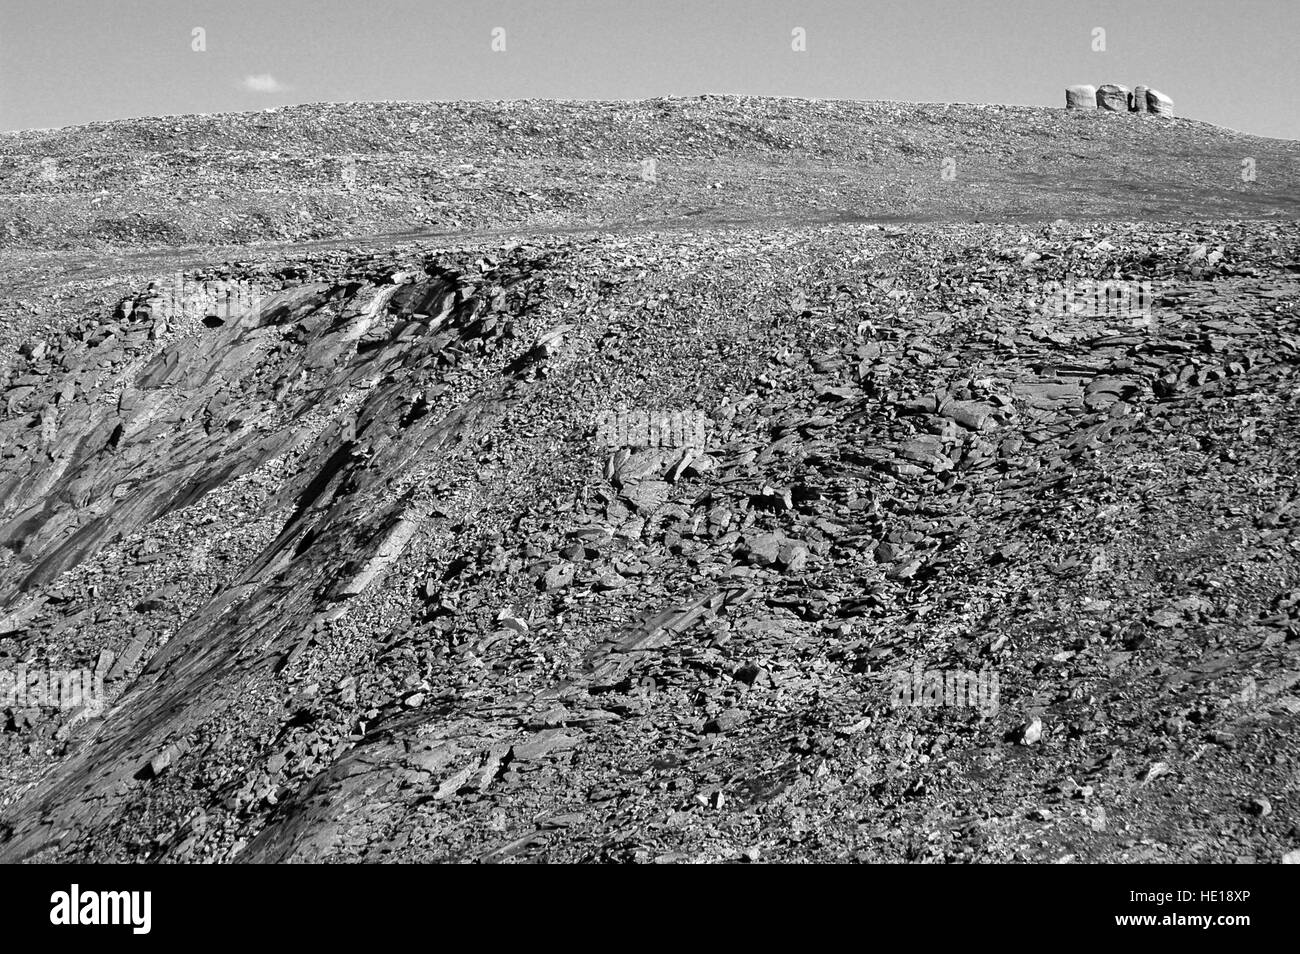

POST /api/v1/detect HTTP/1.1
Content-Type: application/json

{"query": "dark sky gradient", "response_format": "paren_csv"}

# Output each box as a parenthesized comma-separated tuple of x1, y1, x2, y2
(2, 0, 1296, 140)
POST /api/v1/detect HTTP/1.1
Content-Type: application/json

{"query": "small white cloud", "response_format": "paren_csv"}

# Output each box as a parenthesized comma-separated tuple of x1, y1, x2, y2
(241, 74, 287, 93)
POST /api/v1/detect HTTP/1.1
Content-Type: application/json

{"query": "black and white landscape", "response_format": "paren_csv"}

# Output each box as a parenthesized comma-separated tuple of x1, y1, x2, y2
(1, 22, 1299, 867)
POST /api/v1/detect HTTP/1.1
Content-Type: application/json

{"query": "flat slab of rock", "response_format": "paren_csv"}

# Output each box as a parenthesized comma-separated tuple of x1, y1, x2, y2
(1013, 380, 1085, 409)
(511, 729, 580, 761)
(940, 398, 996, 431)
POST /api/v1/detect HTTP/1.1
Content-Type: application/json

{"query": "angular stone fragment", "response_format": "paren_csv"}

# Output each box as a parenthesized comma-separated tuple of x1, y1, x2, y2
(940, 399, 995, 431)
(1131, 85, 1150, 113)
(742, 532, 782, 565)
(94, 649, 115, 676)
(433, 763, 478, 800)
(1012, 381, 1084, 409)
(622, 479, 670, 512)
(496, 613, 528, 633)
(542, 563, 574, 591)
(611, 447, 674, 486)
(1083, 376, 1139, 409)
(406, 742, 459, 774)
(511, 728, 579, 761)
(531, 323, 572, 359)
(704, 708, 747, 734)
(898, 436, 951, 471)
(476, 744, 510, 791)
(1019, 718, 1043, 745)
(586, 568, 624, 594)
(778, 542, 809, 573)
(336, 515, 420, 598)
(107, 631, 150, 680)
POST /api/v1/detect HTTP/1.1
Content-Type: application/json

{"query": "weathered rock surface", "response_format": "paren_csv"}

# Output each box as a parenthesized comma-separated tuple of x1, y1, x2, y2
(1146, 88, 1175, 116)
(1065, 85, 1097, 109)
(1096, 84, 1132, 111)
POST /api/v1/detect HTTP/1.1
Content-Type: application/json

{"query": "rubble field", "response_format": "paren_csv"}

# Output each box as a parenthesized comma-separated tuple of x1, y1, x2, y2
(0, 99, 1298, 863)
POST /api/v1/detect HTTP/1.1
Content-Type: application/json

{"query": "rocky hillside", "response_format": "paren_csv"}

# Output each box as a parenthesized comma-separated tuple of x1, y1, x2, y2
(1, 98, 1298, 251)
(1, 99, 1299, 863)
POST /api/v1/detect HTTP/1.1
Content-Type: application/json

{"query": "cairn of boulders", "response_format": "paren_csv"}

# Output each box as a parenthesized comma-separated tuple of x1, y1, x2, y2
(1066, 83, 1174, 116)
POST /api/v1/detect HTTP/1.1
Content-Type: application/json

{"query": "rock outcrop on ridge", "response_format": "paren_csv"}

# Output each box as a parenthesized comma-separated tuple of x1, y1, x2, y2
(1065, 84, 1174, 118)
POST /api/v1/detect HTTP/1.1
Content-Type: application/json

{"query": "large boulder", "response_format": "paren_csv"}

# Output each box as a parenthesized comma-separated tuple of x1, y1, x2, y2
(1131, 85, 1150, 112)
(1065, 85, 1097, 109)
(1096, 84, 1131, 111)
(1146, 88, 1174, 116)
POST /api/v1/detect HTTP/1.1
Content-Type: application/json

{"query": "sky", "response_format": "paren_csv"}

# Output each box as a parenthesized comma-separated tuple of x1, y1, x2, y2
(1, 0, 1296, 140)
